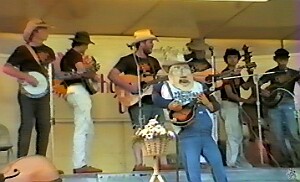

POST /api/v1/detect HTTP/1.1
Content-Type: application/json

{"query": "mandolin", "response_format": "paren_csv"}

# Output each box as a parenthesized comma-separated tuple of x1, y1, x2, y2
(169, 98, 198, 127)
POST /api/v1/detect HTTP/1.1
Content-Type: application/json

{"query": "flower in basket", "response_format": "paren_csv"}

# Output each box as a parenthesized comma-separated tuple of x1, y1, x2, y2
(135, 115, 176, 140)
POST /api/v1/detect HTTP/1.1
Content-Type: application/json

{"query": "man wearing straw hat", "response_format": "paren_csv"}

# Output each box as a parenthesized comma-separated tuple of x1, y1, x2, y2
(3, 18, 55, 158)
(108, 29, 174, 171)
(152, 52, 227, 182)
(185, 38, 212, 73)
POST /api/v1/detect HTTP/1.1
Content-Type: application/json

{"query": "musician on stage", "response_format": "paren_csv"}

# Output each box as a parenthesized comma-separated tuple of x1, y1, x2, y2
(152, 53, 227, 182)
(259, 48, 300, 167)
(184, 38, 212, 73)
(60, 31, 102, 173)
(219, 48, 255, 168)
(108, 29, 174, 171)
(2, 19, 55, 158)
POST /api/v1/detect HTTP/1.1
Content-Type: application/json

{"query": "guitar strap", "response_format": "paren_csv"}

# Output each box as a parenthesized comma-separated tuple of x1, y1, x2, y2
(24, 44, 49, 77)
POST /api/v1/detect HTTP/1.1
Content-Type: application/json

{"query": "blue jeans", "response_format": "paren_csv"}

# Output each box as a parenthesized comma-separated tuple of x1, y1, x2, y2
(179, 136, 227, 182)
(268, 100, 300, 163)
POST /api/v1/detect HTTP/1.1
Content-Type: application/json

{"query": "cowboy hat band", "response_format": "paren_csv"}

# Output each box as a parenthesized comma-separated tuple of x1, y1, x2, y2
(69, 31, 95, 45)
(129, 29, 158, 46)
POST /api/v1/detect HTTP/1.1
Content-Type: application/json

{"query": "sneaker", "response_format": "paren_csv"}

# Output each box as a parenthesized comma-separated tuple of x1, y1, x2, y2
(132, 164, 153, 171)
(73, 165, 102, 174)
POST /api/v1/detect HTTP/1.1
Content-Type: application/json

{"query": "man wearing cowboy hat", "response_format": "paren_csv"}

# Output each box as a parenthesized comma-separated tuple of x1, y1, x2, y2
(152, 52, 227, 182)
(60, 31, 102, 173)
(3, 18, 55, 158)
(259, 48, 300, 167)
(108, 29, 174, 171)
(185, 38, 212, 73)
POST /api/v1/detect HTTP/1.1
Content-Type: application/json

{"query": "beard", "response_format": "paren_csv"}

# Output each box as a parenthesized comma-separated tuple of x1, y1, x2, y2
(143, 48, 152, 55)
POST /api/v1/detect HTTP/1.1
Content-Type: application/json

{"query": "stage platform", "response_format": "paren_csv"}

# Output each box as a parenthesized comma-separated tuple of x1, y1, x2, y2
(61, 167, 300, 182)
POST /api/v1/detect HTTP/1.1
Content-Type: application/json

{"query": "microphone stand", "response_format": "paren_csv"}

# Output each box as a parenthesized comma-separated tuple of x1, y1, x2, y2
(223, 71, 279, 165)
(131, 50, 144, 129)
(208, 46, 219, 142)
(48, 64, 55, 161)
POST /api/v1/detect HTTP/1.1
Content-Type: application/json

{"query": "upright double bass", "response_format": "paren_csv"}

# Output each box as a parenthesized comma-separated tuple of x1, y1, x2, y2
(240, 45, 273, 166)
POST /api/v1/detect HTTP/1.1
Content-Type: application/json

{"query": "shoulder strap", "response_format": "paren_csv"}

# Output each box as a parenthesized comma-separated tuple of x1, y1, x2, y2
(24, 44, 48, 76)
(164, 81, 174, 99)
(24, 44, 41, 65)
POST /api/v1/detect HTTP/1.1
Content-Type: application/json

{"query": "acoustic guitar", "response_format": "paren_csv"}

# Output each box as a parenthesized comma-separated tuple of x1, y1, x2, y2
(115, 75, 168, 107)
(261, 73, 300, 108)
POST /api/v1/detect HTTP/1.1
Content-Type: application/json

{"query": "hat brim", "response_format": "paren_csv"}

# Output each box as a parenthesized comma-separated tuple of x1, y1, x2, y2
(186, 43, 209, 51)
(129, 36, 158, 46)
(160, 58, 192, 73)
(69, 38, 95, 45)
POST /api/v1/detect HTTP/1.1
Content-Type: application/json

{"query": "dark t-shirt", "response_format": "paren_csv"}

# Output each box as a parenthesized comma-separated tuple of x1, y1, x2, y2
(220, 67, 245, 102)
(60, 49, 83, 86)
(6, 45, 55, 77)
(113, 53, 161, 104)
(259, 66, 300, 99)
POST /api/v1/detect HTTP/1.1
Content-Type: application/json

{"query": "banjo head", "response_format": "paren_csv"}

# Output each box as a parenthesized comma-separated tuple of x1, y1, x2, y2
(22, 72, 48, 96)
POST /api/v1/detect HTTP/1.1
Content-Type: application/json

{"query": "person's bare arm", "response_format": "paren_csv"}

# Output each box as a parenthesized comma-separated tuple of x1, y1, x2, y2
(108, 68, 138, 93)
(2, 63, 38, 86)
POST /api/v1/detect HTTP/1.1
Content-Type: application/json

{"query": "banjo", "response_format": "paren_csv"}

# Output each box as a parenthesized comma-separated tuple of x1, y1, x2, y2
(20, 70, 100, 99)
(20, 71, 49, 98)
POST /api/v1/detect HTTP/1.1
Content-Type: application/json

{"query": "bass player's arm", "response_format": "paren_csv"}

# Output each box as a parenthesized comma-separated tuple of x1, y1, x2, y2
(224, 84, 255, 104)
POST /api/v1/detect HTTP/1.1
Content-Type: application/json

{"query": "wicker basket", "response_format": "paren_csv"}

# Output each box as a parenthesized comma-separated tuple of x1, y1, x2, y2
(142, 137, 169, 156)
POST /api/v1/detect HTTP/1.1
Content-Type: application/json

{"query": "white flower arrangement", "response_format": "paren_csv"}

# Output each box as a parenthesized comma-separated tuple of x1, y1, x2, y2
(135, 116, 176, 140)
